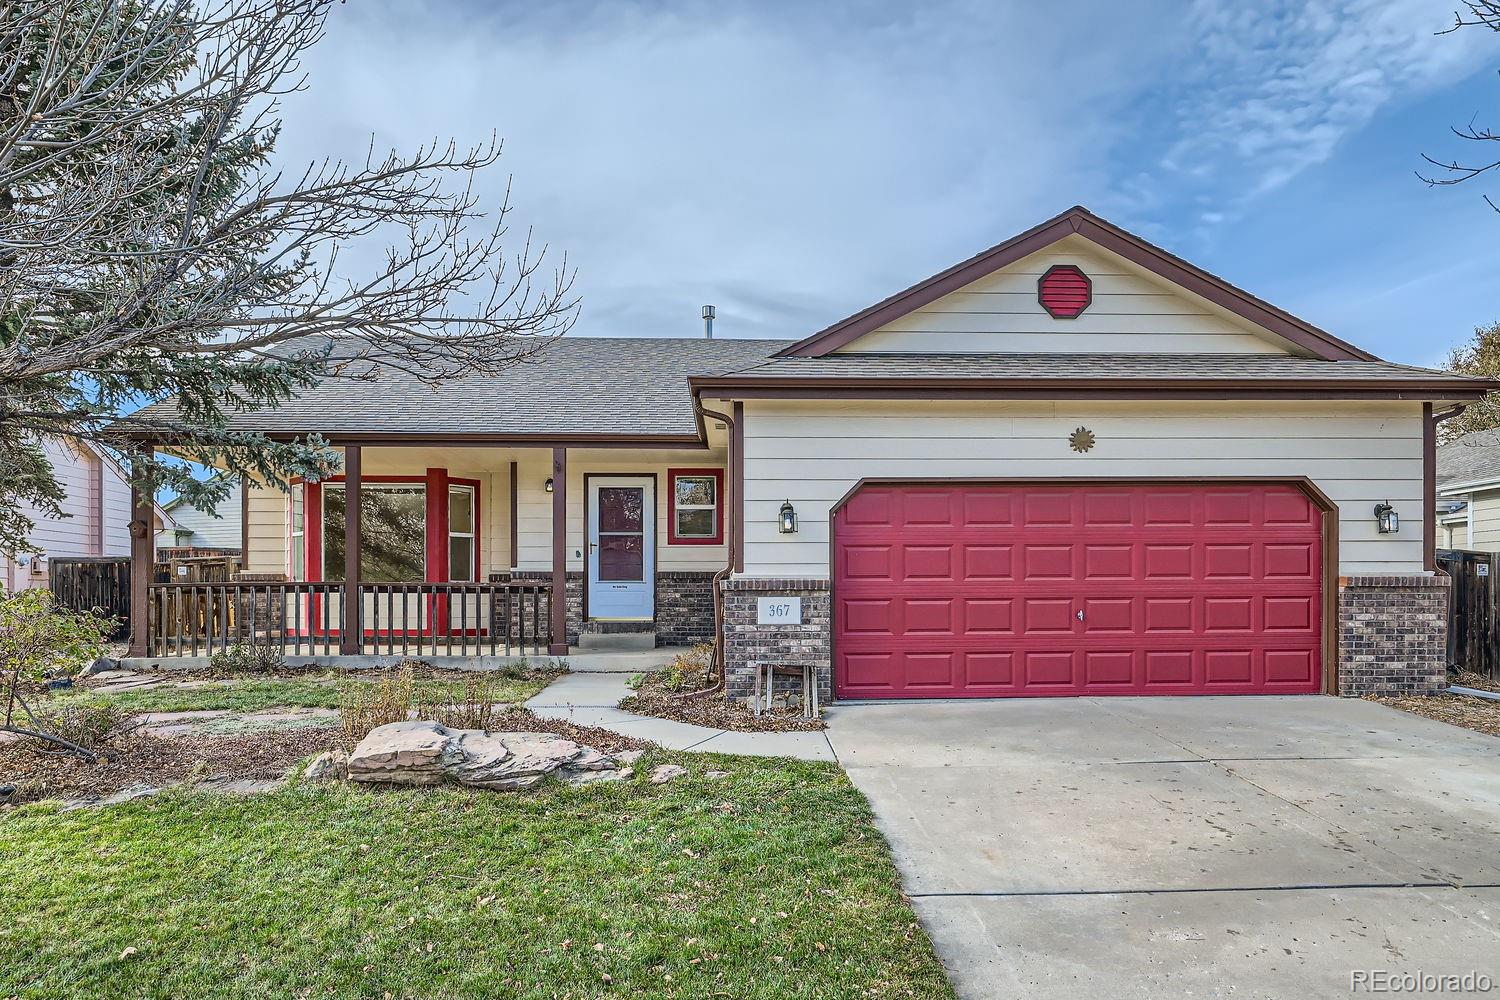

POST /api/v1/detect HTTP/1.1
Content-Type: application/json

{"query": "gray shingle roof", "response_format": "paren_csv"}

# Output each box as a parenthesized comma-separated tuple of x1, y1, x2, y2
(137, 337, 786, 438)
(711, 353, 1483, 383)
(1438, 429, 1500, 488)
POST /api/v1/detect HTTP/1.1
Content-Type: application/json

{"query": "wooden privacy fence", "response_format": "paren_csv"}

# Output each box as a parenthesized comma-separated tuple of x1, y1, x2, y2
(144, 580, 554, 658)
(48, 557, 131, 636)
(1437, 549, 1499, 680)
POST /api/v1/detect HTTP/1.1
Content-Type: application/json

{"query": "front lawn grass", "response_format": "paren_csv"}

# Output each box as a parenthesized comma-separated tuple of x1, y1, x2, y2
(53, 672, 553, 714)
(0, 754, 954, 1000)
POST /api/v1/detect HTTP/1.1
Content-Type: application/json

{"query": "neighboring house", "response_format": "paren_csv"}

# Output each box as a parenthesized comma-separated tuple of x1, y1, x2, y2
(124, 206, 1497, 702)
(1, 436, 175, 592)
(159, 479, 244, 554)
(1436, 428, 1500, 551)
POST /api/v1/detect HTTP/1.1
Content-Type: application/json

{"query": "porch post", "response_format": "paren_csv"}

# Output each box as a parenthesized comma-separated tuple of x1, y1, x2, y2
(126, 442, 155, 657)
(340, 445, 362, 654)
(550, 446, 568, 655)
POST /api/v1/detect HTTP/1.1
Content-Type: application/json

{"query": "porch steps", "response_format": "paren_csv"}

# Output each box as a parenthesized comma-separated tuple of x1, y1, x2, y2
(576, 629, 657, 652)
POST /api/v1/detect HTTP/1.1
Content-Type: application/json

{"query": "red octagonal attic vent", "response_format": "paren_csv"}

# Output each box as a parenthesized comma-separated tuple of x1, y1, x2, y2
(1038, 264, 1092, 319)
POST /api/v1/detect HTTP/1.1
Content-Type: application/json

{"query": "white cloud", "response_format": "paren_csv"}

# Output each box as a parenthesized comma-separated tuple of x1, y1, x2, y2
(1162, 0, 1492, 200)
(269, 0, 1175, 338)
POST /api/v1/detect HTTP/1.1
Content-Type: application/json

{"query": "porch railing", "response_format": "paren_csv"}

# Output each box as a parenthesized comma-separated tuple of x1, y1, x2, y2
(145, 580, 553, 658)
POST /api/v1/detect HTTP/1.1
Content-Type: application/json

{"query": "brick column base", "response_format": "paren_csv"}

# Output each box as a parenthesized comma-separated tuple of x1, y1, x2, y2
(1337, 575, 1448, 696)
(722, 578, 831, 707)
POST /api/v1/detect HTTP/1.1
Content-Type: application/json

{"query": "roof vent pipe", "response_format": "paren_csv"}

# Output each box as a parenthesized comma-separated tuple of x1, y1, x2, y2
(702, 304, 716, 339)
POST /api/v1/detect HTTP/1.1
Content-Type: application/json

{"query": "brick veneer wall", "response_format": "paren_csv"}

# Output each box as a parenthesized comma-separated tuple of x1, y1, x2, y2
(655, 571, 717, 647)
(494, 571, 583, 646)
(1337, 575, 1448, 696)
(722, 578, 831, 705)
(496, 570, 717, 648)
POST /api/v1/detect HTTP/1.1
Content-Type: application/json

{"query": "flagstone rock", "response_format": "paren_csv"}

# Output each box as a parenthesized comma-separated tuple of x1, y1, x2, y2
(347, 721, 630, 790)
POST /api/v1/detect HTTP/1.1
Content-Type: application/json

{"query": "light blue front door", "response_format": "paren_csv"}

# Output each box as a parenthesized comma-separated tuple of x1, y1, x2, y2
(587, 476, 655, 620)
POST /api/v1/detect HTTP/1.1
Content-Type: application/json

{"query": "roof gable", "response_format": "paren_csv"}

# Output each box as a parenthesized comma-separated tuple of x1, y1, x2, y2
(778, 207, 1377, 361)
(837, 235, 1294, 356)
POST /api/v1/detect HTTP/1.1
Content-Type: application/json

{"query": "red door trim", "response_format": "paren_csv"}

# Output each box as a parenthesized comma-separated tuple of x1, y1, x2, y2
(828, 477, 1339, 699)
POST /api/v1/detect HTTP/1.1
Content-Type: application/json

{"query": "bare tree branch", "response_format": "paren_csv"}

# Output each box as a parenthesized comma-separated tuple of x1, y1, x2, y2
(0, 0, 578, 552)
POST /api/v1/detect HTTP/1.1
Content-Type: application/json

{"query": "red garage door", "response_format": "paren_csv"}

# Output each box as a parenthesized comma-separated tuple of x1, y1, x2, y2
(833, 483, 1325, 699)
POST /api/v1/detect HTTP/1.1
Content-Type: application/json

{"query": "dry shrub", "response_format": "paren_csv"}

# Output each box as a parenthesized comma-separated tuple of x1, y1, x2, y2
(415, 673, 504, 731)
(207, 638, 286, 676)
(657, 643, 715, 693)
(23, 700, 136, 753)
(338, 662, 415, 750)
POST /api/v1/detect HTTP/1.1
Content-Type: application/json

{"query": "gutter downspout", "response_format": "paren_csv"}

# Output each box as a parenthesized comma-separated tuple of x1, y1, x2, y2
(691, 395, 736, 694)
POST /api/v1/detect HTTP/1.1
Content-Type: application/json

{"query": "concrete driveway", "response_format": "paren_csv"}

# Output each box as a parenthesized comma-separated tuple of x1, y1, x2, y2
(826, 696, 1500, 999)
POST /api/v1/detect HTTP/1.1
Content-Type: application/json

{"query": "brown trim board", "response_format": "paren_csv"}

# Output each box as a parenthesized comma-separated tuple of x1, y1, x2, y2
(825, 476, 1341, 699)
(692, 375, 1499, 402)
(776, 205, 1379, 361)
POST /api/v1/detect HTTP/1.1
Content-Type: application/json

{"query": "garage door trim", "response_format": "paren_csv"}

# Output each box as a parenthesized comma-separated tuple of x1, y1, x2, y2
(828, 477, 1340, 697)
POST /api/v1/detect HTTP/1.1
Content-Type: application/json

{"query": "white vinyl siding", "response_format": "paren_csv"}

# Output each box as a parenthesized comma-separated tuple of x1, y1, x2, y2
(740, 399, 1425, 578)
(837, 236, 1294, 356)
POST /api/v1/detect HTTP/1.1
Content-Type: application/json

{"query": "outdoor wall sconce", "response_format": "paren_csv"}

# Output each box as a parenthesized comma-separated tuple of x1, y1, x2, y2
(544, 477, 554, 493)
(778, 500, 798, 534)
(1373, 501, 1399, 534)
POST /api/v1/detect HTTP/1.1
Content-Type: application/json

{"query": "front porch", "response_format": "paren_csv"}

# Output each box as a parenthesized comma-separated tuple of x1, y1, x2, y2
(124, 438, 733, 664)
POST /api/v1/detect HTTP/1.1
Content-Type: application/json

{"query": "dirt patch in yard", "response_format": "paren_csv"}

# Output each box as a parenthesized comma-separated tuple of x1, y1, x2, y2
(1367, 691, 1500, 739)
(0, 727, 341, 805)
(0, 706, 650, 806)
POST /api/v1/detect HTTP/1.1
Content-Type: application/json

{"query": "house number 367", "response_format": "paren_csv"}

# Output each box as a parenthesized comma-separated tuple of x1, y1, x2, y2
(757, 597, 803, 625)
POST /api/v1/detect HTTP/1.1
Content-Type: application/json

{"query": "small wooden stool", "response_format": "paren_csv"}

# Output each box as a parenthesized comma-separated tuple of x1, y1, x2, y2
(752, 662, 820, 719)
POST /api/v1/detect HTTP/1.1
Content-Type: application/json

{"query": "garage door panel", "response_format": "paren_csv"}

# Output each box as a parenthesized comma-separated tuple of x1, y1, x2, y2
(964, 651, 1016, 688)
(963, 598, 1014, 634)
(962, 491, 1016, 527)
(842, 598, 894, 635)
(903, 598, 956, 636)
(904, 651, 957, 688)
(1204, 649, 1255, 685)
(1082, 490, 1134, 526)
(834, 483, 1323, 699)
(902, 490, 955, 526)
(1082, 598, 1134, 634)
(902, 544, 956, 580)
(1023, 598, 1076, 634)
(1084, 649, 1135, 686)
(1022, 650, 1075, 687)
(963, 544, 1015, 580)
(841, 544, 895, 581)
(1083, 544, 1134, 580)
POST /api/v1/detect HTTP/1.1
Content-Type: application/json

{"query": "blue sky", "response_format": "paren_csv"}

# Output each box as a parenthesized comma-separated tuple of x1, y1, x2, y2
(269, 0, 1500, 367)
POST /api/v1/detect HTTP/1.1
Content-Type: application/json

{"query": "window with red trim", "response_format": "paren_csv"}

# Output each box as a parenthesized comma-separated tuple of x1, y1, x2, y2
(291, 472, 481, 581)
(668, 468, 723, 545)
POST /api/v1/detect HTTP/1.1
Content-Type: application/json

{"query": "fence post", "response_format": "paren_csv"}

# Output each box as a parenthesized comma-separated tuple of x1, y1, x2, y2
(126, 443, 155, 657)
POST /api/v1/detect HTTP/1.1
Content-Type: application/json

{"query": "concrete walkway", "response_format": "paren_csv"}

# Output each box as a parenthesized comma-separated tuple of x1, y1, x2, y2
(825, 695, 1500, 999)
(525, 671, 836, 762)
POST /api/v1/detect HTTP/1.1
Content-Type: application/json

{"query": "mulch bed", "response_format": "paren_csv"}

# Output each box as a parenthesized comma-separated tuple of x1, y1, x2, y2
(1453, 670, 1500, 694)
(621, 674, 826, 732)
(0, 727, 341, 805)
(1, 708, 650, 807)
(1367, 691, 1500, 739)
(482, 708, 655, 755)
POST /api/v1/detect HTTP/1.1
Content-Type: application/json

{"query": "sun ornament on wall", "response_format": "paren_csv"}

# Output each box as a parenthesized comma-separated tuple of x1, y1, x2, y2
(1069, 427, 1096, 453)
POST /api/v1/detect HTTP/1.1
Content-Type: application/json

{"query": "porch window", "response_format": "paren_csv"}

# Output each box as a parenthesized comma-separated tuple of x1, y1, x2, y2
(449, 485, 476, 582)
(323, 483, 426, 582)
(668, 468, 723, 544)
